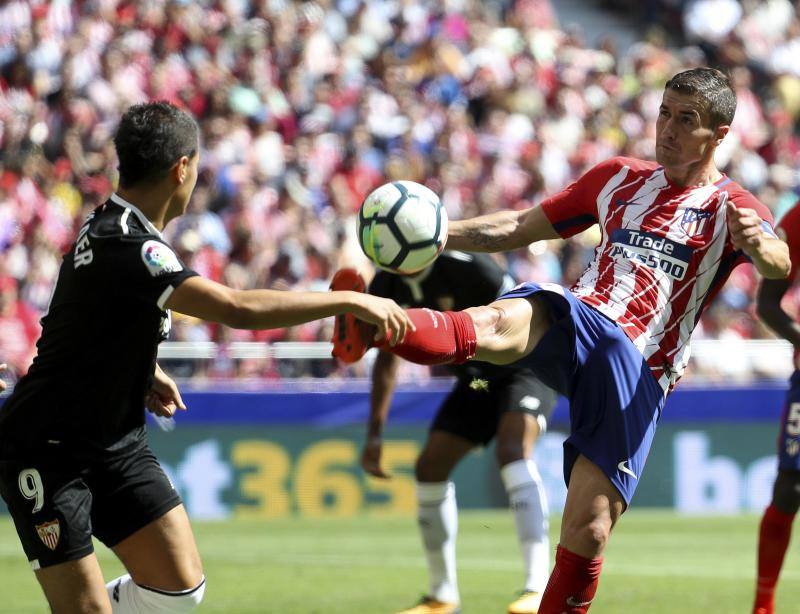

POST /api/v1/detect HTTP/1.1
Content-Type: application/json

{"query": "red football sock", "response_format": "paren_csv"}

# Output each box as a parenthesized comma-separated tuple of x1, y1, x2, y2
(753, 504, 795, 614)
(538, 545, 603, 614)
(379, 308, 476, 365)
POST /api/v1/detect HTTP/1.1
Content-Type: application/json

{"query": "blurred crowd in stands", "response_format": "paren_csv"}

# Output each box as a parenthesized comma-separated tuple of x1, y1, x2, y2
(0, 0, 798, 383)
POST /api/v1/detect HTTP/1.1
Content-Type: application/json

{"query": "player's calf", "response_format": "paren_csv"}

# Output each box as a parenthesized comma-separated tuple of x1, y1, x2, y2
(106, 574, 206, 613)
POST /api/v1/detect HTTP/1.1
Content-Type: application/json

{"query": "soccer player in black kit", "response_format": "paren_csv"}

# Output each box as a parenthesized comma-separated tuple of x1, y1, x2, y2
(0, 102, 412, 613)
(356, 252, 557, 614)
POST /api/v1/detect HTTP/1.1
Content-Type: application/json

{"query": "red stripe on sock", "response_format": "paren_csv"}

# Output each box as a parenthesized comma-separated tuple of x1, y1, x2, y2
(381, 308, 477, 365)
(539, 545, 603, 614)
(753, 504, 795, 614)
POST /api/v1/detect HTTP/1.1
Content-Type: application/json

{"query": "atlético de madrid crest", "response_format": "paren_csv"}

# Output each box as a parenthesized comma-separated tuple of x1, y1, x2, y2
(35, 519, 60, 551)
(681, 208, 712, 238)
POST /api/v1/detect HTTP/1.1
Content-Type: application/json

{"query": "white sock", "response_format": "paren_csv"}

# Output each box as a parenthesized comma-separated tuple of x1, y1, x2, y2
(416, 480, 459, 604)
(501, 459, 550, 593)
(106, 574, 206, 613)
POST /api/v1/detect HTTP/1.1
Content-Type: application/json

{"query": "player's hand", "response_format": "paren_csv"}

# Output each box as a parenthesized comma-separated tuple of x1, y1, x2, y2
(0, 364, 7, 392)
(147, 364, 187, 418)
(727, 203, 764, 254)
(349, 293, 415, 347)
(361, 435, 391, 479)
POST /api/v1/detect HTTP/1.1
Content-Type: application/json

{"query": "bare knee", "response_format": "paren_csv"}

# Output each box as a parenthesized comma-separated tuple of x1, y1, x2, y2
(465, 305, 505, 347)
(415, 454, 451, 483)
(495, 440, 526, 468)
(179, 555, 204, 590)
(468, 298, 551, 365)
(466, 303, 528, 364)
(561, 514, 613, 557)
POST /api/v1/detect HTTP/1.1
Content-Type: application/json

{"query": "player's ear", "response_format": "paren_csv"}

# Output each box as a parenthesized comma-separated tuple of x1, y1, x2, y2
(713, 124, 729, 146)
(173, 156, 190, 184)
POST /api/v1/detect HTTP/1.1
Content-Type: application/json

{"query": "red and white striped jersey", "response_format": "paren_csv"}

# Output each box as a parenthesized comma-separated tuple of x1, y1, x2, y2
(541, 156, 777, 392)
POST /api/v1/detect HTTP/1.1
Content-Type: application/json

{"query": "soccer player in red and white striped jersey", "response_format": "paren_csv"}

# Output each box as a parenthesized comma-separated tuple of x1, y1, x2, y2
(752, 200, 800, 614)
(333, 68, 791, 613)
(539, 152, 777, 392)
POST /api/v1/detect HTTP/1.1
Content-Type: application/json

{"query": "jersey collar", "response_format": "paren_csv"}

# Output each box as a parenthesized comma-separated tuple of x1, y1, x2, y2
(109, 193, 164, 238)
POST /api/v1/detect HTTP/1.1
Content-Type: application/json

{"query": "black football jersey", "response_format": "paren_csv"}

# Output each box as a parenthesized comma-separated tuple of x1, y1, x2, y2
(0, 194, 197, 459)
(368, 251, 520, 380)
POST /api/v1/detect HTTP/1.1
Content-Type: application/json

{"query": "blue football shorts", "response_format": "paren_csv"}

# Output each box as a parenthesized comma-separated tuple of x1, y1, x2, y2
(497, 282, 666, 505)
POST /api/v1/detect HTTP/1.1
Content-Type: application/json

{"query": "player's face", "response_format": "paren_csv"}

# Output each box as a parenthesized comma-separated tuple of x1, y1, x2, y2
(655, 90, 727, 171)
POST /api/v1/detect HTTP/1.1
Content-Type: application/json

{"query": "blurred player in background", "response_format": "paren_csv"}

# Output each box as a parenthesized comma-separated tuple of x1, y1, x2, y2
(752, 200, 800, 614)
(334, 68, 791, 612)
(0, 101, 411, 614)
(354, 252, 557, 614)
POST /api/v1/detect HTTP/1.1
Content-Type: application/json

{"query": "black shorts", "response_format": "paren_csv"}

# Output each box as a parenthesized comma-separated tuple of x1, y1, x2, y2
(0, 441, 181, 570)
(431, 371, 557, 446)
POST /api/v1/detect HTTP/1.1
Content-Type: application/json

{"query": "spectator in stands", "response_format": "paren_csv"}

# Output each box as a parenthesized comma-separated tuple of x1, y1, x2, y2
(1, 0, 798, 381)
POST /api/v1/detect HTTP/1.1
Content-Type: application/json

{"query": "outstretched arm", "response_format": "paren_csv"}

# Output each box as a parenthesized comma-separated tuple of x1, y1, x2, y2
(446, 206, 560, 253)
(166, 276, 413, 345)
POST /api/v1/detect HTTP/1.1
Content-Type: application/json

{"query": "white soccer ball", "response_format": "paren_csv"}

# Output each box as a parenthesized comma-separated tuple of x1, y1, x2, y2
(357, 180, 448, 274)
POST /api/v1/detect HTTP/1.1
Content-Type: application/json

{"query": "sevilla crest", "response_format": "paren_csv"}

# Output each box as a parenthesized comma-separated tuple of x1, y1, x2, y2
(35, 519, 60, 551)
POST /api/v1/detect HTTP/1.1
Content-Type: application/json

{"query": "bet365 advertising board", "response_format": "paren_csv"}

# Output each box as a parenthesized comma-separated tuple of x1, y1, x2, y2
(0, 381, 793, 517)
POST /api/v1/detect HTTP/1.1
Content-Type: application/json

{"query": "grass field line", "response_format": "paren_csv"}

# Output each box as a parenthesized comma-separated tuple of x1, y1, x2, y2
(209, 550, 800, 581)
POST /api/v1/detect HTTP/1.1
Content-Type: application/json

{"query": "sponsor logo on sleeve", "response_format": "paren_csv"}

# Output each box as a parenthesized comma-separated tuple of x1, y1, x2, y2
(141, 240, 183, 277)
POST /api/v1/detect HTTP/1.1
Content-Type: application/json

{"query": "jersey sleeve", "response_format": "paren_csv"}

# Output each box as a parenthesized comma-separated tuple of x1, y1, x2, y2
(777, 201, 800, 283)
(96, 235, 198, 309)
(540, 158, 623, 238)
(728, 188, 778, 238)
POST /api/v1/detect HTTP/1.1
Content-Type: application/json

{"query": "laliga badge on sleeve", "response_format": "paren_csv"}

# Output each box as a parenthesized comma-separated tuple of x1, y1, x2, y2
(35, 519, 61, 551)
(141, 240, 183, 277)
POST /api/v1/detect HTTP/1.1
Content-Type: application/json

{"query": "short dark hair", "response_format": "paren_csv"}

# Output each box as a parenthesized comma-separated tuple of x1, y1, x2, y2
(664, 68, 736, 128)
(114, 101, 198, 187)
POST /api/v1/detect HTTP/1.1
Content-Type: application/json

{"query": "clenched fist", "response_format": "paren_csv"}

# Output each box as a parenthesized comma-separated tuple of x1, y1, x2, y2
(727, 202, 764, 254)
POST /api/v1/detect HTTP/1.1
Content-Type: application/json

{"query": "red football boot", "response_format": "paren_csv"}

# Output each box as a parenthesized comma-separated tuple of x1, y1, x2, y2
(330, 268, 374, 363)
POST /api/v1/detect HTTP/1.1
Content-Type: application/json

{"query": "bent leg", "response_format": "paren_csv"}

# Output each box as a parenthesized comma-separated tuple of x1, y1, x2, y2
(415, 430, 475, 606)
(374, 295, 552, 368)
(36, 555, 111, 614)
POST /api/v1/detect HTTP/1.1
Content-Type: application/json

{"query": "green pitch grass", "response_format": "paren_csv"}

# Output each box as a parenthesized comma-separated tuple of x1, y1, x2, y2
(2, 510, 799, 613)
